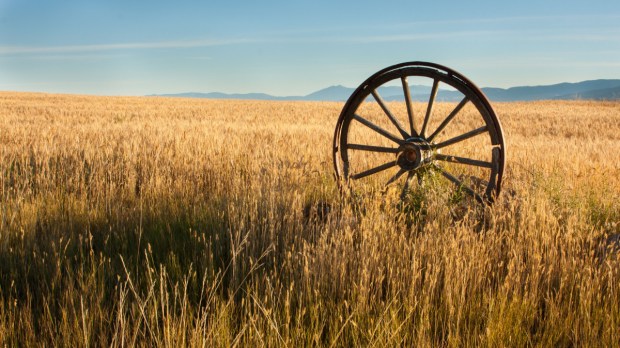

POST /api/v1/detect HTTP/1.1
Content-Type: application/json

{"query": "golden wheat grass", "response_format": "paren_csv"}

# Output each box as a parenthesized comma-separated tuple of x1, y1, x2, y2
(0, 92, 619, 346)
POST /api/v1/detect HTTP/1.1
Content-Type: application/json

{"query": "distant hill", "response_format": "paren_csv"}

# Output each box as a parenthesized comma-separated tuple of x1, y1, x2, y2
(481, 80, 620, 101)
(302, 85, 351, 101)
(555, 85, 620, 101)
(151, 79, 620, 102)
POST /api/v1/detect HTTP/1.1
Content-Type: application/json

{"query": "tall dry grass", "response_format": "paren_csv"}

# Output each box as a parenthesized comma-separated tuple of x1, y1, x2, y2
(0, 92, 619, 346)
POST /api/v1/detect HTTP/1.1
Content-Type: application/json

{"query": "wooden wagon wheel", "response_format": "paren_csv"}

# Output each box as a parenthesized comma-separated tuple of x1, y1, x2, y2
(333, 62, 505, 204)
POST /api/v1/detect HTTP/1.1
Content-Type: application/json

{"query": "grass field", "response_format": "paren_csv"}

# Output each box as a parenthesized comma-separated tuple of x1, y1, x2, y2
(0, 92, 619, 346)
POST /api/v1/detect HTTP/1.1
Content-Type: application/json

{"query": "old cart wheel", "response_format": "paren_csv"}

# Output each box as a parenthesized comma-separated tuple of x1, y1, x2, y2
(333, 62, 505, 204)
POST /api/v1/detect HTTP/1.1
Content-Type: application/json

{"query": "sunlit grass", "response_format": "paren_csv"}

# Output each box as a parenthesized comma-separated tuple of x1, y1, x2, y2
(0, 92, 619, 346)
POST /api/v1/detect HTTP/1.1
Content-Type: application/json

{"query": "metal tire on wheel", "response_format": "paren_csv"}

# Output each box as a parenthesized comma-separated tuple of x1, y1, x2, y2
(333, 62, 505, 204)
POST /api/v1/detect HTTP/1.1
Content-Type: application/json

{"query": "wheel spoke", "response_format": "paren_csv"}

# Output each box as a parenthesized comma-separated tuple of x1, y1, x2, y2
(371, 90, 410, 140)
(435, 154, 493, 168)
(400, 171, 416, 200)
(386, 168, 408, 186)
(427, 97, 469, 142)
(352, 114, 406, 145)
(432, 126, 488, 149)
(347, 143, 400, 153)
(439, 167, 484, 203)
(421, 79, 439, 138)
(350, 160, 397, 180)
(401, 76, 418, 137)
(484, 147, 501, 200)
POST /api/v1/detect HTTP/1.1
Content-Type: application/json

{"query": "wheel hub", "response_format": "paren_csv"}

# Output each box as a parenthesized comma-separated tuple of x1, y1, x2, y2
(397, 138, 433, 171)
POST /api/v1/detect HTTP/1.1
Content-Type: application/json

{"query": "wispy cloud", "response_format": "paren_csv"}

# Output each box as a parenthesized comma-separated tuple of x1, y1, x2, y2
(0, 53, 132, 61)
(338, 30, 500, 44)
(390, 14, 620, 29)
(336, 28, 620, 45)
(0, 38, 255, 56)
(530, 33, 620, 42)
(0, 31, 500, 57)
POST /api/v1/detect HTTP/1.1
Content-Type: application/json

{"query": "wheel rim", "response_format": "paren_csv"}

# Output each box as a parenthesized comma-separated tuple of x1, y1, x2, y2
(333, 62, 506, 204)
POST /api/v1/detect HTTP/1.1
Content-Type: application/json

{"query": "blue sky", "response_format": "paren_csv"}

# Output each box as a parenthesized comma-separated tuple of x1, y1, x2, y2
(0, 0, 619, 96)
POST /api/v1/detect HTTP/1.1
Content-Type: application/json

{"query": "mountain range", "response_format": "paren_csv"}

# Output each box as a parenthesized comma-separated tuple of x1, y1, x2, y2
(151, 79, 620, 102)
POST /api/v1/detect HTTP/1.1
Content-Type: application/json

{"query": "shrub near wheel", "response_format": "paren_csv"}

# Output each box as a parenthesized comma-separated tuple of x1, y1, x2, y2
(333, 62, 505, 204)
